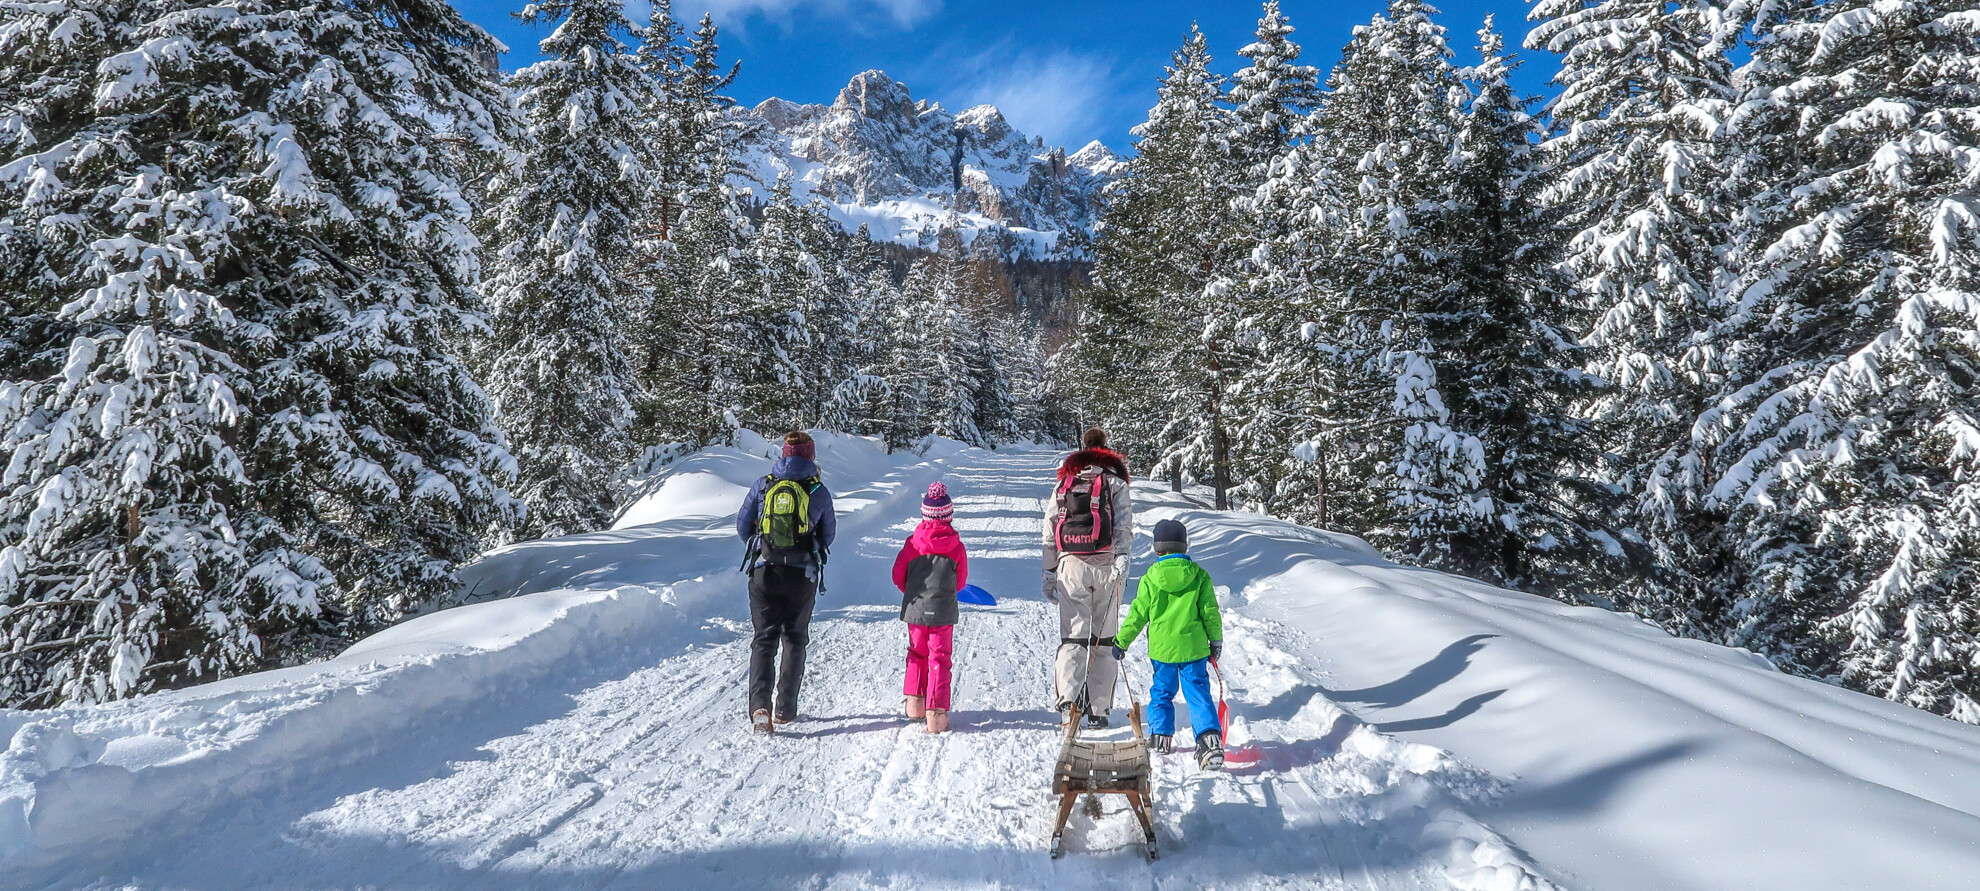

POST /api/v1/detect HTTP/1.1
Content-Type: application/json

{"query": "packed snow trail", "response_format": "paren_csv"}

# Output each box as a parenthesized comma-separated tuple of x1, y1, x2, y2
(2, 439, 1522, 890)
(7, 435, 1980, 889)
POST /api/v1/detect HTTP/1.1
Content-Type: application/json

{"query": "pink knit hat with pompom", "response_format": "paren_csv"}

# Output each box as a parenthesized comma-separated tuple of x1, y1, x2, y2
(921, 482, 954, 520)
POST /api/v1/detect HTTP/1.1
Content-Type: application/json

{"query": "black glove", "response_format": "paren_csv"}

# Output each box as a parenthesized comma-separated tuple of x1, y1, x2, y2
(1208, 641, 1222, 662)
(1111, 645, 1126, 661)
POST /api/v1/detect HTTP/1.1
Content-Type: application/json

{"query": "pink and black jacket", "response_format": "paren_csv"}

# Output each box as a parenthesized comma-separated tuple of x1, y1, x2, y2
(893, 519, 969, 627)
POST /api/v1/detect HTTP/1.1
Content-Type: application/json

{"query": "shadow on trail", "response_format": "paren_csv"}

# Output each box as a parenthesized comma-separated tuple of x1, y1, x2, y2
(1226, 710, 1359, 776)
(783, 714, 908, 738)
(950, 708, 1063, 733)
(1238, 635, 1496, 731)
(1326, 634, 1498, 709)
(1374, 689, 1506, 733)
(1493, 739, 1706, 818)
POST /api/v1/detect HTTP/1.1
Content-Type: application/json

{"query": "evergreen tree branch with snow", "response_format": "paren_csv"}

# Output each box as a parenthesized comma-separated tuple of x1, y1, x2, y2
(0, 0, 522, 706)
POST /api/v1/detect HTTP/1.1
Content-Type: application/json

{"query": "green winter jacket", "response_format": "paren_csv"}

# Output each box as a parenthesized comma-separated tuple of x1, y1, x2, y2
(1116, 554, 1222, 664)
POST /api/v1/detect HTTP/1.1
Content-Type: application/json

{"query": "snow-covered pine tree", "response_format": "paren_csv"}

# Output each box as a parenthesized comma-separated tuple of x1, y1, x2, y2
(1222, 124, 1346, 525)
(1059, 281, 1152, 460)
(794, 191, 865, 430)
(1701, 0, 1980, 719)
(1405, 19, 1609, 592)
(629, 9, 749, 447)
(1267, 0, 1470, 544)
(1525, 0, 1738, 627)
(966, 315, 1018, 449)
(1219, 4, 1329, 520)
(733, 174, 825, 433)
(954, 238, 1021, 447)
(1227, 1, 1322, 188)
(634, 0, 690, 243)
(639, 154, 757, 447)
(1082, 26, 1244, 505)
(633, 5, 743, 242)
(895, 247, 986, 447)
(994, 313, 1052, 443)
(477, 0, 653, 539)
(0, 0, 520, 705)
(827, 226, 903, 443)
(1210, 3, 1321, 513)
(873, 276, 926, 452)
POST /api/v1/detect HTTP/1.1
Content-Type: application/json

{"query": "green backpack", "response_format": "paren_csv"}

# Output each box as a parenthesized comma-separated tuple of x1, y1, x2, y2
(758, 476, 819, 553)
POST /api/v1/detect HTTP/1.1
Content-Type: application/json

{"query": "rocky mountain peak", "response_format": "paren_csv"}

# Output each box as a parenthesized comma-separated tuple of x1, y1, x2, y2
(1068, 141, 1126, 177)
(834, 69, 922, 122)
(737, 70, 1118, 259)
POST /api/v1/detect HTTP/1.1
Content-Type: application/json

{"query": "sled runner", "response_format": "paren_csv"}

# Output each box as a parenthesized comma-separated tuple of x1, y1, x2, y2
(1049, 661, 1157, 860)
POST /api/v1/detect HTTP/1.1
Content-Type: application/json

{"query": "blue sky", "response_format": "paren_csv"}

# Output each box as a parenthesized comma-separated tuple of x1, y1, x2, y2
(453, 0, 1553, 152)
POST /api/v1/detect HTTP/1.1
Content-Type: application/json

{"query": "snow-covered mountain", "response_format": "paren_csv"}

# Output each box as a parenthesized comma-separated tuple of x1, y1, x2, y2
(740, 70, 1122, 258)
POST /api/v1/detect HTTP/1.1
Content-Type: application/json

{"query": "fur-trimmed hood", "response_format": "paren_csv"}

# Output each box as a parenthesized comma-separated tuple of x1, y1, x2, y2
(1057, 447, 1130, 482)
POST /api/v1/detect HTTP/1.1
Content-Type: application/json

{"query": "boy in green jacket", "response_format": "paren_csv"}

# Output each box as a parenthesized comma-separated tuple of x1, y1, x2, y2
(1112, 518, 1225, 770)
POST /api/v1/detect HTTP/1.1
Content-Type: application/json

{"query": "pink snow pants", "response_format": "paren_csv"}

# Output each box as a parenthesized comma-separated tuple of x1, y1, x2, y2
(904, 624, 955, 711)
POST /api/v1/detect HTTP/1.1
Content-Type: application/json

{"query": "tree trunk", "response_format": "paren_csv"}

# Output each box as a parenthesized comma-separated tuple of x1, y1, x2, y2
(1207, 354, 1231, 511)
(1211, 421, 1231, 511)
(1316, 445, 1330, 530)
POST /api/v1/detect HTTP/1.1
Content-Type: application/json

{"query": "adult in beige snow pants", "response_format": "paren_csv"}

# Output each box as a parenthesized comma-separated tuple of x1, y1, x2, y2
(1054, 553, 1126, 716)
(1044, 430, 1135, 720)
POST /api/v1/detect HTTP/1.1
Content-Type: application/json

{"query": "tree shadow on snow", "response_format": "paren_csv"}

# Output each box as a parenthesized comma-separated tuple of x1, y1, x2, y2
(1236, 636, 1496, 731)
(1325, 634, 1498, 709)
(1373, 688, 1506, 733)
(1490, 738, 1705, 817)
(947, 708, 1063, 733)
(782, 714, 913, 738)
(1225, 709, 1360, 776)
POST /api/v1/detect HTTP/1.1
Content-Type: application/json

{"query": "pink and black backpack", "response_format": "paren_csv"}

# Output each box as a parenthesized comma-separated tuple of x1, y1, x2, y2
(1054, 473, 1115, 555)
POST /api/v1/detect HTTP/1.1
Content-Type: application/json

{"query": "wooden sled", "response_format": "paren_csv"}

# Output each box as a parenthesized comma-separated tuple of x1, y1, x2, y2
(1049, 671, 1157, 859)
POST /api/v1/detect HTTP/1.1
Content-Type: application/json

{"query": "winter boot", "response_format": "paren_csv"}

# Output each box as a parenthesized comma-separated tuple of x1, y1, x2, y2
(1196, 730, 1224, 771)
(1085, 713, 1109, 730)
(1150, 734, 1173, 754)
(926, 709, 949, 733)
(752, 709, 774, 734)
(905, 695, 927, 721)
(1059, 704, 1074, 729)
(773, 711, 796, 726)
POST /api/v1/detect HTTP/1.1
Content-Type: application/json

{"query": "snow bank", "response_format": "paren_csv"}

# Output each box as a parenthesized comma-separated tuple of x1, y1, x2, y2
(1141, 491, 1980, 890)
(0, 432, 946, 874)
(0, 585, 680, 869)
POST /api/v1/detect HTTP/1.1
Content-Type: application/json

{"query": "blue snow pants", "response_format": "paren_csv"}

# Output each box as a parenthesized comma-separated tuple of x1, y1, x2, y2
(1148, 657, 1219, 738)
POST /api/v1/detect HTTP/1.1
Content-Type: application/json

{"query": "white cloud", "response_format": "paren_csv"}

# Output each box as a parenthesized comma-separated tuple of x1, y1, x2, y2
(940, 48, 1129, 149)
(680, 0, 941, 29)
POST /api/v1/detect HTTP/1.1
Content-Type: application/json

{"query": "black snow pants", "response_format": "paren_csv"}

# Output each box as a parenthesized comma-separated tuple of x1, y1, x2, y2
(747, 565, 817, 718)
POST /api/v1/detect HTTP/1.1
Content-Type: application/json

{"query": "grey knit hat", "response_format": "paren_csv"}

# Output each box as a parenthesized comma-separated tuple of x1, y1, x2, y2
(1152, 519, 1188, 554)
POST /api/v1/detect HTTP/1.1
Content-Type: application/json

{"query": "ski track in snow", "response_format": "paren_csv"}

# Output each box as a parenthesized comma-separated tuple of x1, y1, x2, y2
(10, 446, 1535, 891)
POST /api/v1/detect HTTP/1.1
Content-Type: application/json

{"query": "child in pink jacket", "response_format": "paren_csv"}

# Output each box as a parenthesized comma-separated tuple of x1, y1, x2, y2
(892, 482, 969, 733)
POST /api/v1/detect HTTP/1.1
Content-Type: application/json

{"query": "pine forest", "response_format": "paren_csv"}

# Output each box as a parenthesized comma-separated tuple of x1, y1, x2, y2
(4, 0, 1979, 733)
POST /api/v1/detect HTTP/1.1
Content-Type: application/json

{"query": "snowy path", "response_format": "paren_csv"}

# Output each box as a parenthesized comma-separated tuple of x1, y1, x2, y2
(8, 445, 1518, 890)
(13, 437, 1977, 890)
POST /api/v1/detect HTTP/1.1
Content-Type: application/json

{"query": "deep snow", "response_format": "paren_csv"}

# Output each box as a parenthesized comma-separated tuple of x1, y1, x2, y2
(3, 436, 1977, 889)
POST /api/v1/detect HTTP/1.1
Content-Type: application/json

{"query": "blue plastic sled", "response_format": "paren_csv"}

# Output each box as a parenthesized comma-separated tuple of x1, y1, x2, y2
(958, 584, 996, 606)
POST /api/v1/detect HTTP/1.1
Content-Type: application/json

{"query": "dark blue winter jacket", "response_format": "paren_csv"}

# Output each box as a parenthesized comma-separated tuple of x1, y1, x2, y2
(737, 456, 837, 570)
